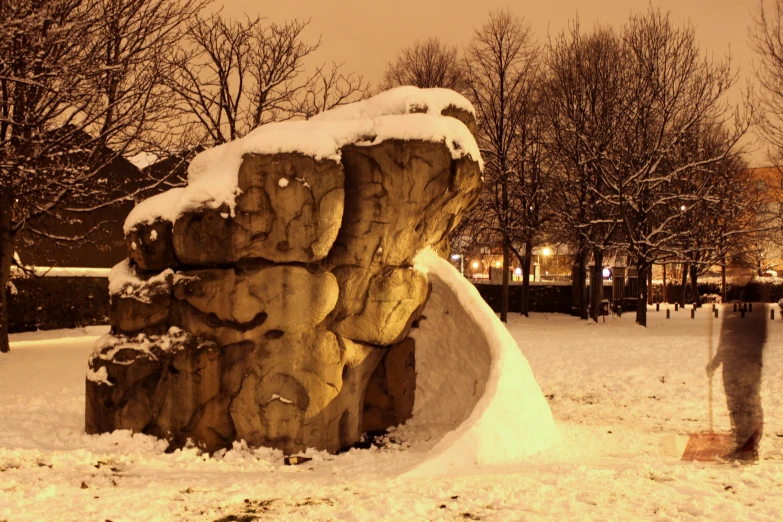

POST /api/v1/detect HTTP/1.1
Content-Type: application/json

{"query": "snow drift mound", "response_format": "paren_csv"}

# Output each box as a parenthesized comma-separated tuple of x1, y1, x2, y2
(404, 249, 558, 476)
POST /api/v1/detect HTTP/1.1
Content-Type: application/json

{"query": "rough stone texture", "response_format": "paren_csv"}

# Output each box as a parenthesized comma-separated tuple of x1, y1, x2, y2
(85, 331, 248, 451)
(328, 140, 481, 343)
(441, 105, 478, 138)
(126, 220, 178, 272)
(173, 153, 344, 265)
(362, 337, 416, 433)
(332, 267, 429, 346)
(109, 271, 173, 336)
(89, 91, 482, 455)
(172, 265, 338, 337)
(229, 331, 385, 453)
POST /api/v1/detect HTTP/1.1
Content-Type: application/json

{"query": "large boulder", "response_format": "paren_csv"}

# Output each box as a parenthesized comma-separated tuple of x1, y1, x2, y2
(88, 87, 483, 455)
(173, 153, 344, 265)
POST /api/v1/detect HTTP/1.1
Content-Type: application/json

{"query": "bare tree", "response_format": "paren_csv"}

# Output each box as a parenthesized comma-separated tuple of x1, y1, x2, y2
(166, 14, 367, 148)
(381, 37, 467, 93)
(292, 62, 368, 119)
(541, 22, 627, 321)
(751, 0, 783, 164)
(606, 7, 748, 326)
(668, 129, 758, 306)
(0, 0, 201, 353)
(462, 9, 539, 323)
(508, 95, 552, 317)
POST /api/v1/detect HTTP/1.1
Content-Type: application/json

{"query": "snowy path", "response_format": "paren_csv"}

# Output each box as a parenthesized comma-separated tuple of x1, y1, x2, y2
(2, 307, 783, 521)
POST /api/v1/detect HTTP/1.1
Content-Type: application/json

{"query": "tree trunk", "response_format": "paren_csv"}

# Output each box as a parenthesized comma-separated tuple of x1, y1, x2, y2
(647, 266, 653, 305)
(690, 265, 701, 307)
(662, 263, 667, 304)
(571, 253, 589, 320)
(590, 247, 603, 322)
(0, 191, 13, 353)
(636, 261, 648, 327)
(680, 263, 688, 307)
(521, 240, 532, 317)
(500, 237, 510, 323)
(721, 262, 727, 304)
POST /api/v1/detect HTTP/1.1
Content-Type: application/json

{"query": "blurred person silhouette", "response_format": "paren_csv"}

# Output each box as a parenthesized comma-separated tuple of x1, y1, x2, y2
(706, 304, 766, 463)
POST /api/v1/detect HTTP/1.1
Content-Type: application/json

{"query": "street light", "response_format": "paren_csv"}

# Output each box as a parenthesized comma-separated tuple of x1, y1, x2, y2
(538, 246, 552, 280)
(451, 253, 464, 275)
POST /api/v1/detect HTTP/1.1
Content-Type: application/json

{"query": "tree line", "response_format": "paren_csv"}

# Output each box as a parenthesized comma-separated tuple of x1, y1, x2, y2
(2, 1, 783, 355)
(383, 5, 783, 327)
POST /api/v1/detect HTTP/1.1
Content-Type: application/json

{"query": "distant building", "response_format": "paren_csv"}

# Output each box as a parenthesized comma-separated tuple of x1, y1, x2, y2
(14, 137, 198, 268)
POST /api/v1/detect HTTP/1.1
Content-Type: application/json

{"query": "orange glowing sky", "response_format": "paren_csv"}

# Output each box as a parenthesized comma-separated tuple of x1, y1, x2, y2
(220, 0, 767, 164)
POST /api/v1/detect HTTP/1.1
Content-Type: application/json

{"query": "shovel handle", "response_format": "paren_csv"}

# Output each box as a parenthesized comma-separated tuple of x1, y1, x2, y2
(708, 307, 714, 433)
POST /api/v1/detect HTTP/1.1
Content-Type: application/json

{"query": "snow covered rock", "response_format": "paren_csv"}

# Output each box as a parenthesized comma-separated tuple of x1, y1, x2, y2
(85, 329, 239, 451)
(125, 219, 178, 272)
(88, 87, 484, 454)
(173, 153, 344, 265)
(108, 260, 174, 335)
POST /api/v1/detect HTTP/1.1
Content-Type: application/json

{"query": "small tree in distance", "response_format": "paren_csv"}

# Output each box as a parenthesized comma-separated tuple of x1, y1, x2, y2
(380, 37, 468, 93)
(164, 13, 367, 149)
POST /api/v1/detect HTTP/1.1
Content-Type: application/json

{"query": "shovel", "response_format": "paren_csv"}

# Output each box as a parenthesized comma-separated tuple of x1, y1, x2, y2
(681, 306, 732, 462)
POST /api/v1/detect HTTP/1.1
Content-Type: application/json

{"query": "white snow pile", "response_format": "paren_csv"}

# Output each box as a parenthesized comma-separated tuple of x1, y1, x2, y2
(123, 87, 481, 233)
(107, 259, 176, 300)
(123, 187, 185, 234)
(89, 327, 190, 372)
(311, 86, 475, 121)
(10, 265, 112, 278)
(403, 248, 558, 476)
(126, 151, 159, 170)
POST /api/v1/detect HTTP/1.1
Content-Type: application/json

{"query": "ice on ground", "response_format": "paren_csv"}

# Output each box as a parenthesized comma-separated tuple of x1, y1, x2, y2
(405, 249, 558, 475)
(124, 87, 481, 233)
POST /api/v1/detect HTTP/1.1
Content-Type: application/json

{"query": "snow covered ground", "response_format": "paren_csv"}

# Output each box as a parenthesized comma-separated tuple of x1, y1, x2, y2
(2, 307, 783, 521)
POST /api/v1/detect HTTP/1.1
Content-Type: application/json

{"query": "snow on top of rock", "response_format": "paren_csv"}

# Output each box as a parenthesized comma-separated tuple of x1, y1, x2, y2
(86, 365, 111, 386)
(123, 187, 185, 234)
(310, 86, 476, 121)
(124, 87, 480, 233)
(108, 258, 174, 298)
